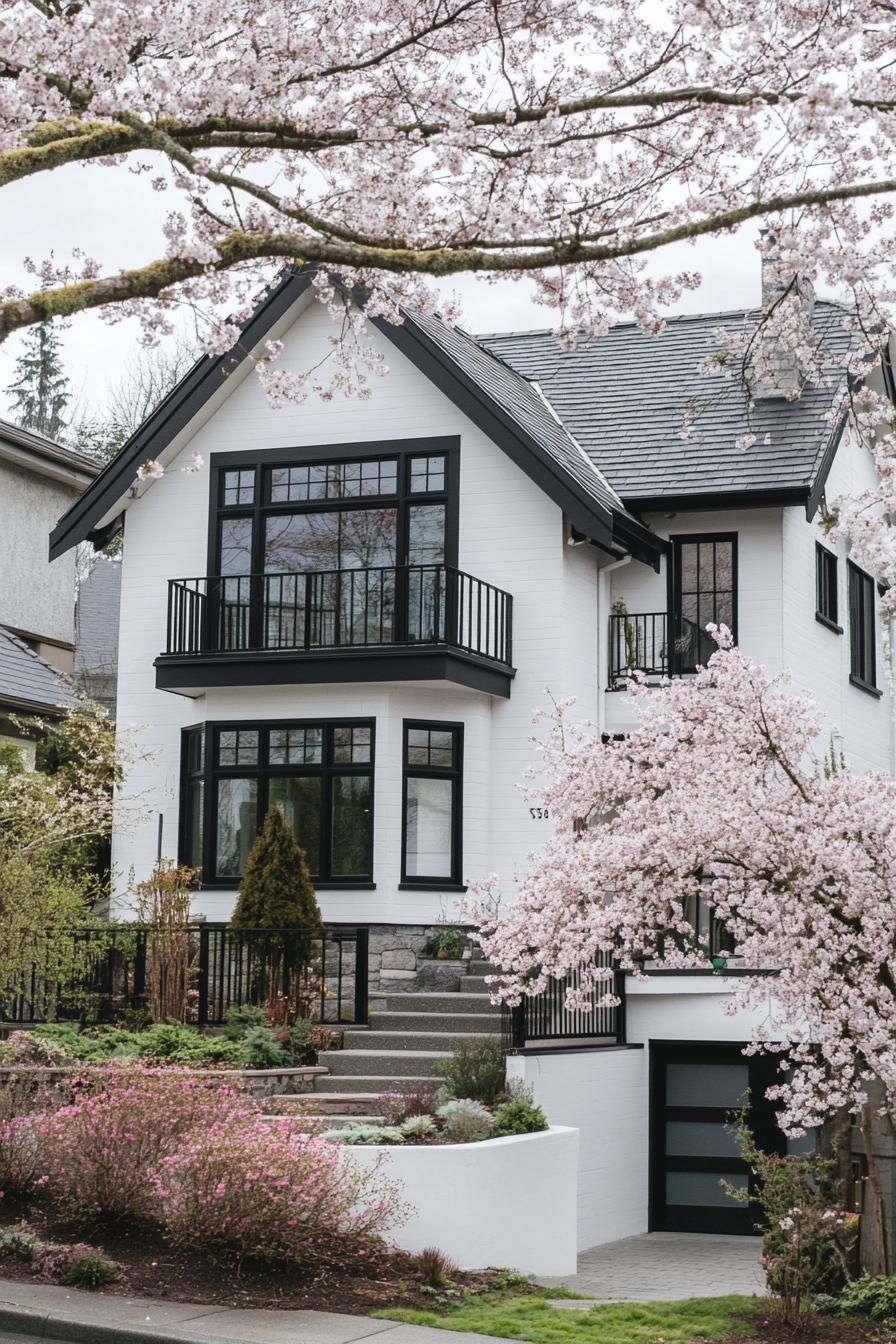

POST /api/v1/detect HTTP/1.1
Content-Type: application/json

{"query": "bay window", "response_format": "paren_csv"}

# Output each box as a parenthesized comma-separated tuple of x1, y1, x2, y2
(181, 720, 374, 885)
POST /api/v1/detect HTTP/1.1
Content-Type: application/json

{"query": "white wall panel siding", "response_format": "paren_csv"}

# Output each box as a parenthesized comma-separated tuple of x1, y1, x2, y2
(507, 1048, 649, 1249)
(111, 300, 601, 923)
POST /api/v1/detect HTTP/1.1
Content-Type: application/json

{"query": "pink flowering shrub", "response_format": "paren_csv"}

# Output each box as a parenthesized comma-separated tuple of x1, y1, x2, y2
(155, 1120, 408, 1268)
(0, 1079, 52, 1198)
(38, 1063, 257, 1220)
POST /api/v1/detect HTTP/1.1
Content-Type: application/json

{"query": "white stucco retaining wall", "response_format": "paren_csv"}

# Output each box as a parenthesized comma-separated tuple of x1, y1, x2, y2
(506, 1049, 648, 1250)
(344, 1126, 579, 1275)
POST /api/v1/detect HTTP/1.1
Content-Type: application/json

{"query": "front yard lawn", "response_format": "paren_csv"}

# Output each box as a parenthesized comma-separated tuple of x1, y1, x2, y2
(377, 1292, 756, 1344)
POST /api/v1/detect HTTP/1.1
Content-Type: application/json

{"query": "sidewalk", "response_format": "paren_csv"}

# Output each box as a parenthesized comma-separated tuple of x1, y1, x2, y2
(0, 1278, 500, 1344)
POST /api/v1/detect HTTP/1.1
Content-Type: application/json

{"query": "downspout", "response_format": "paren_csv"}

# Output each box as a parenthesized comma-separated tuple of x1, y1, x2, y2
(597, 555, 632, 732)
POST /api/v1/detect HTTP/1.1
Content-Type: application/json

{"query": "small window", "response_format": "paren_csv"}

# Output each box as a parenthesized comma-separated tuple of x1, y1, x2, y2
(222, 469, 255, 507)
(815, 544, 839, 630)
(267, 458, 398, 503)
(409, 455, 446, 493)
(402, 722, 462, 885)
(848, 561, 878, 692)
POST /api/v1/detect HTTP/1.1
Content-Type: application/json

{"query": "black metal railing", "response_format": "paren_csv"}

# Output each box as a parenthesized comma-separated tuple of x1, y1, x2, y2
(608, 611, 667, 684)
(502, 956, 626, 1049)
(1, 925, 369, 1028)
(166, 565, 513, 666)
(608, 611, 721, 685)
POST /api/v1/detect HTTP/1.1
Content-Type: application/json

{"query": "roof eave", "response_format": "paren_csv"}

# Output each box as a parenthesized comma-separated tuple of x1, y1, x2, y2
(48, 268, 317, 561)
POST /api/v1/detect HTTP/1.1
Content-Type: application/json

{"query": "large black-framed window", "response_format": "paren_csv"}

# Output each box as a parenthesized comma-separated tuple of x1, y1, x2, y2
(847, 561, 879, 694)
(180, 719, 375, 886)
(401, 721, 463, 887)
(210, 438, 460, 581)
(815, 543, 840, 632)
(669, 533, 737, 673)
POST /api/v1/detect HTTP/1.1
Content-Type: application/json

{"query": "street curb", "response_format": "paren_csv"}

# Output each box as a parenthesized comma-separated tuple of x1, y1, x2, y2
(0, 1302, 229, 1344)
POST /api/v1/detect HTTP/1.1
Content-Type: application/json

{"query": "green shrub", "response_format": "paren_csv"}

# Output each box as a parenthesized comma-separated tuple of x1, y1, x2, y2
(283, 1018, 314, 1063)
(436, 1035, 505, 1106)
(61, 1251, 119, 1289)
(492, 1098, 549, 1136)
(436, 1098, 494, 1143)
(242, 1026, 291, 1068)
(231, 809, 323, 934)
(224, 1003, 268, 1041)
(837, 1273, 896, 1321)
(0, 1227, 38, 1259)
(137, 1023, 248, 1066)
(326, 1123, 405, 1145)
(400, 1114, 437, 1141)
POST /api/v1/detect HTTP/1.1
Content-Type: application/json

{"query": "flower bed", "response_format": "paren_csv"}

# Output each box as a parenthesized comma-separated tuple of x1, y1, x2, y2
(345, 1127, 579, 1276)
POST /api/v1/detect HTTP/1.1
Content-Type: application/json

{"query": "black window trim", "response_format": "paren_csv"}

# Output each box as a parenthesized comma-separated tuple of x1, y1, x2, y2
(815, 541, 842, 634)
(180, 717, 376, 888)
(400, 719, 464, 890)
(847, 560, 881, 697)
(667, 531, 738, 675)
(207, 437, 461, 581)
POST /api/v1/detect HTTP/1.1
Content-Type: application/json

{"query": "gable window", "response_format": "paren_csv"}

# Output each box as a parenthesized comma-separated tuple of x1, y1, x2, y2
(815, 544, 840, 631)
(210, 441, 458, 652)
(848, 561, 879, 694)
(670, 534, 737, 674)
(180, 720, 374, 885)
(401, 722, 463, 887)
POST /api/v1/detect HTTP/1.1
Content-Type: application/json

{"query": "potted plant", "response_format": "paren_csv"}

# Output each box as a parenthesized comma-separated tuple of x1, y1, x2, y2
(426, 927, 464, 960)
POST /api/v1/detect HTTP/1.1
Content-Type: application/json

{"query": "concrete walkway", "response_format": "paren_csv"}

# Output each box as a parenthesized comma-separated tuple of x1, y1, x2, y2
(0, 1278, 505, 1344)
(541, 1232, 766, 1301)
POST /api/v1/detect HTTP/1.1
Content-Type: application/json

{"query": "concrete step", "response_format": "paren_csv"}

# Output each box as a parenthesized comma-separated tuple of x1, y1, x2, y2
(367, 1010, 501, 1034)
(342, 1028, 491, 1052)
(314, 1073, 439, 1094)
(369, 990, 500, 1014)
(286, 1090, 387, 1112)
(467, 960, 501, 976)
(462, 975, 495, 993)
(317, 1048, 450, 1078)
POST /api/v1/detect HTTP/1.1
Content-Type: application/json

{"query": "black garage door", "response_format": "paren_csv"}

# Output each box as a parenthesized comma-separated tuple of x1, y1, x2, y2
(650, 1042, 784, 1234)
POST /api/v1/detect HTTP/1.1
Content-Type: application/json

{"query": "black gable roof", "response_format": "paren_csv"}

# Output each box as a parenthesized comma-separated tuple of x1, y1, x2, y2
(478, 301, 854, 512)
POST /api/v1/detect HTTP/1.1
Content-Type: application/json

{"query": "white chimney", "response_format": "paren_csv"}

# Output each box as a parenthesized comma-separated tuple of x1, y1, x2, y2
(752, 231, 815, 400)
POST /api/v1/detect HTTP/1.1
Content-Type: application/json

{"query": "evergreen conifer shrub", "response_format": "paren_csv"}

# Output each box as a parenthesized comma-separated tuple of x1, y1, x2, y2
(231, 809, 323, 933)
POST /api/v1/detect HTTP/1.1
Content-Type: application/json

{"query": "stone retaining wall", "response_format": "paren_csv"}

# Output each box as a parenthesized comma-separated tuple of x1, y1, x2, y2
(367, 925, 473, 993)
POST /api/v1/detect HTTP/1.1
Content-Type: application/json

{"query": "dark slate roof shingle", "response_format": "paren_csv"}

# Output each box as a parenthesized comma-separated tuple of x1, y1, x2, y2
(0, 627, 82, 715)
(478, 301, 853, 505)
(406, 307, 627, 521)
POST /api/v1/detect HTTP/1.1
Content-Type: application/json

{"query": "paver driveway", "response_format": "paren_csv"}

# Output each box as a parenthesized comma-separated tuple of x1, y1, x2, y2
(541, 1231, 766, 1301)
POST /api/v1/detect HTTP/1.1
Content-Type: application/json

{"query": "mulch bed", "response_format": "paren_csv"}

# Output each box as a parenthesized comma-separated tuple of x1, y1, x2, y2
(0, 1201, 515, 1314)
(726, 1310, 893, 1343)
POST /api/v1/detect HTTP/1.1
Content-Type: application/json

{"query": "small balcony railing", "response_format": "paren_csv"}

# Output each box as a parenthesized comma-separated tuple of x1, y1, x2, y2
(166, 564, 513, 666)
(608, 611, 716, 685)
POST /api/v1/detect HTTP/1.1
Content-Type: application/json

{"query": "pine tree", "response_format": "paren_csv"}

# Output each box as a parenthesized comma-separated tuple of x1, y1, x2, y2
(232, 808, 323, 931)
(5, 321, 71, 439)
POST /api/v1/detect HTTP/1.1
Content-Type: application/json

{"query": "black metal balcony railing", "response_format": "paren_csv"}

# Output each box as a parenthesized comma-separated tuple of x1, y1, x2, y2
(608, 611, 717, 685)
(609, 611, 667, 684)
(166, 564, 513, 666)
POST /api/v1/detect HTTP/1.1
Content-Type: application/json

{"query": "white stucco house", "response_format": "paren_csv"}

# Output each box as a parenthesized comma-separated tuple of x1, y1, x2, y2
(49, 256, 895, 1251)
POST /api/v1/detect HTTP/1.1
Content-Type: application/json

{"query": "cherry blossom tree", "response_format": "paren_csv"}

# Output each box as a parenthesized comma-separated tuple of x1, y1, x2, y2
(4, 1, 896, 575)
(468, 630, 896, 1265)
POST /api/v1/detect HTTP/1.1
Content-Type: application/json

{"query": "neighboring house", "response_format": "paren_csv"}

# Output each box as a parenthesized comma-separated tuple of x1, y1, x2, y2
(0, 418, 97, 758)
(74, 555, 121, 714)
(48, 259, 895, 1250)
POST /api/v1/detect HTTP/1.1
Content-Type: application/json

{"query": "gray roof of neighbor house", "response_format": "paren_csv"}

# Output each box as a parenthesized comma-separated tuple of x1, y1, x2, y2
(478, 300, 855, 510)
(0, 627, 81, 716)
(75, 557, 121, 684)
(0, 417, 99, 490)
(48, 269, 663, 568)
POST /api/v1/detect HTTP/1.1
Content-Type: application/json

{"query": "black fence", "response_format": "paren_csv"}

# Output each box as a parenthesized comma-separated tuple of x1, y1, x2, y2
(167, 564, 513, 667)
(1, 925, 369, 1027)
(608, 611, 667, 684)
(502, 958, 626, 1049)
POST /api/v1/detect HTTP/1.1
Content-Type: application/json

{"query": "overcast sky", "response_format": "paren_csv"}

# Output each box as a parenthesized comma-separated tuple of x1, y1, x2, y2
(0, 158, 774, 426)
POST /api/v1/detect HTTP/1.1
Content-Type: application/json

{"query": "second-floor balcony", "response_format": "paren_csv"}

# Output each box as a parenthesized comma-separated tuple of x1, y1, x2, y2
(608, 610, 719, 687)
(156, 563, 515, 698)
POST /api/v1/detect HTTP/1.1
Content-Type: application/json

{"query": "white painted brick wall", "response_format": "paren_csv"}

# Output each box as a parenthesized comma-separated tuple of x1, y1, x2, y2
(112, 300, 600, 923)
